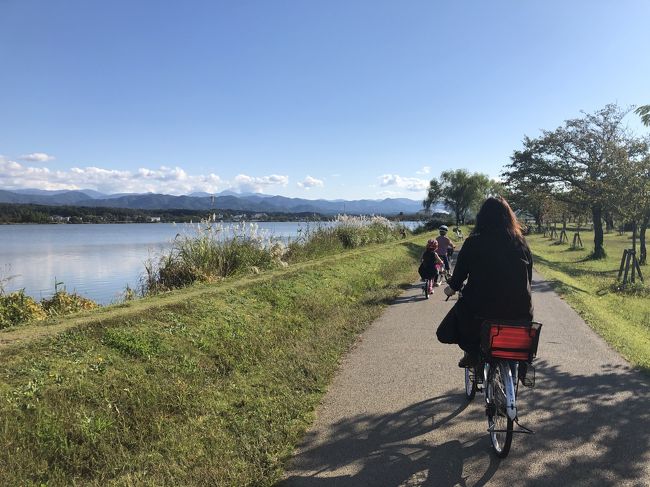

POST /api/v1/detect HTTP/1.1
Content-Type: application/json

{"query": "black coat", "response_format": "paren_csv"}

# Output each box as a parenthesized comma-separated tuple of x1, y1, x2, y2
(419, 249, 441, 279)
(448, 231, 533, 321)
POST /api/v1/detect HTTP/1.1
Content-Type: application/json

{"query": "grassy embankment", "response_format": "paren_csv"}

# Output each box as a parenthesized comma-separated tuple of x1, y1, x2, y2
(0, 234, 427, 486)
(527, 230, 650, 372)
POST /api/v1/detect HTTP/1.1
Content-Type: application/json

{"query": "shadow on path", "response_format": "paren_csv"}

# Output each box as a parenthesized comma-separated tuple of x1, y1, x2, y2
(518, 360, 650, 485)
(280, 394, 500, 486)
(281, 361, 650, 486)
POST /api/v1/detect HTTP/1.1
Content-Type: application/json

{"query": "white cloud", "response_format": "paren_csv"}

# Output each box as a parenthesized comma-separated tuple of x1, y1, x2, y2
(416, 166, 431, 175)
(0, 156, 223, 194)
(20, 152, 55, 163)
(233, 174, 289, 193)
(379, 174, 429, 192)
(297, 175, 324, 189)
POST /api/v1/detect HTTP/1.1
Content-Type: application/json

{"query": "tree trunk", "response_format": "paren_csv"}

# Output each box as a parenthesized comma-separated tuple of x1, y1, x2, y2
(640, 216, 648, 265)
(591, 204, 606, 259)
(604, 212, 614, 233)
(533, 210, 543, 233)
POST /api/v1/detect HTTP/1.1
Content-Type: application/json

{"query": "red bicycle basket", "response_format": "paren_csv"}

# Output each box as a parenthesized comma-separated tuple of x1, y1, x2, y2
(482, 321, 542, 362)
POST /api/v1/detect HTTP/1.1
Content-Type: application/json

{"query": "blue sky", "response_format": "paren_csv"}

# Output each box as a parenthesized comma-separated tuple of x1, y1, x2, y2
(1, 0, 649, 199)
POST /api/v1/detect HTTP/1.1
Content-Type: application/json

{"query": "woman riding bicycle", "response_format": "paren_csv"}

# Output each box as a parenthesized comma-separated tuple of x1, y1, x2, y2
(437, 196, 533, 367)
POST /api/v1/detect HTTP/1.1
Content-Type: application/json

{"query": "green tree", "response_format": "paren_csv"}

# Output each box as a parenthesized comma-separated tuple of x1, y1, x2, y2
(611, 145, 650, 264)
(503, 104, 640, 258)
(635, 104, 650, 261)
(636, 105, 650, 126)
(423, 169, 492, 226)
(422, 178, 442, 213)
(502, 178, 555, 232)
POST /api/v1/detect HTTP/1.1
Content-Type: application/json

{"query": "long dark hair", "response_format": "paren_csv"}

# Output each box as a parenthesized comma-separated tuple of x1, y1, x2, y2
(473, 196, 524, 243)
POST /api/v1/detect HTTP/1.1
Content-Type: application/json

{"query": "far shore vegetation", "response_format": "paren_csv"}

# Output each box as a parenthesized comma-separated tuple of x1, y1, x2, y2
(0, 202, 422, 225)
(0, 202, 328, 224)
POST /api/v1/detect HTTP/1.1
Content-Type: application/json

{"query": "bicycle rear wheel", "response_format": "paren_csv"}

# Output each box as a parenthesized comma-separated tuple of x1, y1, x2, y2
(486, 365, 513, 457)
(464, 366, 476, 401)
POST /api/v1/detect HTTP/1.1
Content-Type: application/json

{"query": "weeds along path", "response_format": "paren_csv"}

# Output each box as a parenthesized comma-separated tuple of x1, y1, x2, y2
(282, 270, 650, 486)
(0, 237, 422, 351)
(0, 236, 426, 486)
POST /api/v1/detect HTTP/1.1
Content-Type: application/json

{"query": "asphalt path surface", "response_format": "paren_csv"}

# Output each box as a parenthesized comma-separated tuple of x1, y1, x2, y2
(281, 271, 650, 487)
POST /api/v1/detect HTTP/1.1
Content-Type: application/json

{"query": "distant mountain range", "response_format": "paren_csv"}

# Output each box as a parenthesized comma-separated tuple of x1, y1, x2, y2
(0, 189, 434, 215)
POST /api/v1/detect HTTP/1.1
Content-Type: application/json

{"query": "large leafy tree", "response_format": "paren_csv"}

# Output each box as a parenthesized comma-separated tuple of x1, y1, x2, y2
(503, 104, 640, 258)
(611, 145, 650, 264)
(423, 169, 492, 226)
(422, 179, 442, 213)
(634, 104, 650, 262)
(503, 178, 557, 232)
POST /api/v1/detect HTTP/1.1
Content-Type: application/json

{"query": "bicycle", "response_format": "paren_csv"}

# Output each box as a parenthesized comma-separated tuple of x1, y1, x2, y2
(464, 319, 542, 458)
(422, 277, 434, 299)
(438, 267, 452, 285)
(435, 249, 454, 285)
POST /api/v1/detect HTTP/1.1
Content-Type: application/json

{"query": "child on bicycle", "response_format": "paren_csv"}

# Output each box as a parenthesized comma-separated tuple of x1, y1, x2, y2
(419, 239, 444, 294)
(435, 225, 455, 282)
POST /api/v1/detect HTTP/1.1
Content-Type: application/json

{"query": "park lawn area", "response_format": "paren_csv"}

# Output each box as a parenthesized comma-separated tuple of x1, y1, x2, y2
(0, 236, 428, 486)
(527, 230, 650, 373)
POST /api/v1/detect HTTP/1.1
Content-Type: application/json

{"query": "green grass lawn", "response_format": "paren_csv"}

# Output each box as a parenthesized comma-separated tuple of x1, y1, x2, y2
(526, 230, 650, 373)
(0, 235, 429, 486)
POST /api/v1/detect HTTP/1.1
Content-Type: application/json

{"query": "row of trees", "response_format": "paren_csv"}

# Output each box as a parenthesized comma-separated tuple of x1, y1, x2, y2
(420, 104, 649, 265)
(502, 104, 649, 262)
(0, 204, 331, 224)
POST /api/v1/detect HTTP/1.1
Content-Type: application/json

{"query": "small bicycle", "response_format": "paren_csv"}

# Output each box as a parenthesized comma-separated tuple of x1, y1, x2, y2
(438, 248, 454, 285)
(464, 320, 542, 458)
(422, 277, 435, 299)
(438, 267, 452, 284)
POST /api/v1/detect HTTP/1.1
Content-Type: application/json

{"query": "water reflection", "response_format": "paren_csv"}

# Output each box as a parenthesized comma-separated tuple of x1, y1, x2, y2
(0, 224, 180, 304)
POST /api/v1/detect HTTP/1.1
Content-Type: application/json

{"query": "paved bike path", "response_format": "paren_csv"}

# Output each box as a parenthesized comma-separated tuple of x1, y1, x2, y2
(281, 272, 650, 487)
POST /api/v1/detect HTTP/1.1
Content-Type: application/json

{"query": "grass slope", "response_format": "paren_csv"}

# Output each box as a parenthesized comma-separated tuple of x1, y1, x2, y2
(527, 230, 650, 373)
(0, 237, 425, 486)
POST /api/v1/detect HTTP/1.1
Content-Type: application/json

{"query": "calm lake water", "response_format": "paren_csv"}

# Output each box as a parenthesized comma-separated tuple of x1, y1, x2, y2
(0, 221, 420, 305)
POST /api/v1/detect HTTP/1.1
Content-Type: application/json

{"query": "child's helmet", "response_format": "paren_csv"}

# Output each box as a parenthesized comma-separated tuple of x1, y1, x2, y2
(439, 225, 448, 234)
(426, 239, 438, 249)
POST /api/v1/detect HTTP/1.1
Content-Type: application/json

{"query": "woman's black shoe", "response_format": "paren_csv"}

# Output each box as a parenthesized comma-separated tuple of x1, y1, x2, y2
(458, 352, 479, 368)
